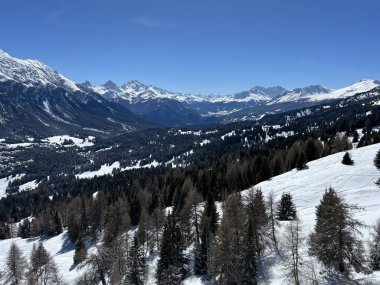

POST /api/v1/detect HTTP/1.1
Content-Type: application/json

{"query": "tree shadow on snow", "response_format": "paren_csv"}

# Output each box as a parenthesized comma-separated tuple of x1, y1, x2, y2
(256, 253, 279, 284)
(57, 232, 74, 255)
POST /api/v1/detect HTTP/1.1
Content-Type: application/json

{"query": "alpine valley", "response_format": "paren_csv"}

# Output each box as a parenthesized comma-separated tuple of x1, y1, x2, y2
(2, 50, 380, 285)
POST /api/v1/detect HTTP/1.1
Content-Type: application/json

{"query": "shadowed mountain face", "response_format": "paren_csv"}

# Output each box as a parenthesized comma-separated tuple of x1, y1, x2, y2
(0, 50, 152, 139)
(0, 82, 151, 138)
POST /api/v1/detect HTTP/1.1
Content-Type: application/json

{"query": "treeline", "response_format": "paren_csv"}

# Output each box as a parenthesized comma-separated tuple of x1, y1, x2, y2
(0, 130, 354, 227)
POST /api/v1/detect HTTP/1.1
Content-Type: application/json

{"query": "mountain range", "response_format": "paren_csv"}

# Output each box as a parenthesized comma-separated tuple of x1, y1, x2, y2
(1, 49, 380, 136)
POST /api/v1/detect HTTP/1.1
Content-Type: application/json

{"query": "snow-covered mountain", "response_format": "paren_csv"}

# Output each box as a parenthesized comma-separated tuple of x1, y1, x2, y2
(87, 78, 380, 125)
(0, 51, 150, 138)
(86, 80, 284, 104)
(0, 50, 79, 92)
(271, 79, 380, 104)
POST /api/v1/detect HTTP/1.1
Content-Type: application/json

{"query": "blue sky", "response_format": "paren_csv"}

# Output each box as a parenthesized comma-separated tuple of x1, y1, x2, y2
(0, 0, 379, 94)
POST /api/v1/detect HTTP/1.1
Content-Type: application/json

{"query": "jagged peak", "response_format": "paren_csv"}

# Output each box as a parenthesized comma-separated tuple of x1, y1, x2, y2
(102, 80, 119, 90)
(79, 80, 92, 88)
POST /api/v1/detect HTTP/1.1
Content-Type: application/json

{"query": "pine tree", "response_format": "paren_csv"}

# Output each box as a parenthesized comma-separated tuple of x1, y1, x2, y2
(242, 218, 257, 285)
(305, 139, 319, 162)
(5, 242, 27, 285)
(342, 152, 354, 165)
(79, 198, 88, 236)
(0, 214, 11, 240)
(369, 219, 380, 270)
(194, 193, 219, 277)
(272, 154, 285, 176)
(213, 193, 246, 284)
(156, 212, 187, 285)
(73, 235, 87, 265)
(296, 152, 307, 170)
(126, 235, 146, 285)
(103, 198, 131, 246)
(276, 193, 297, 221)
(309, 188, 363, 272)
(18, 219, 32, 239)
(257, 157, 272, 182)
(374, 149, 380, 170)
(53, 211, 62, 236)
(246, 189, 269, 257)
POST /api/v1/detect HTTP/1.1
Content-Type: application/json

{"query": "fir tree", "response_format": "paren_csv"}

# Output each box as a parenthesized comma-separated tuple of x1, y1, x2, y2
(257, 157, 272, 182)
(276, 193, 297, 221)
(156, 212, 187, 285)
(374, 149, 380, 170)
(194, 193, 219, 277)
(73, 235, 87, 265)
(213, 193, 246, 284)
(246, 189, 269, 257)
(53, 211, 62, 236)
(309, 188, 363, 272)
(342, 152, 354, 165)
(242, 218, 257, 285)
(18, 219, 31, 239)
(296, 152, 307, 170)
(126, 235, 146, 285)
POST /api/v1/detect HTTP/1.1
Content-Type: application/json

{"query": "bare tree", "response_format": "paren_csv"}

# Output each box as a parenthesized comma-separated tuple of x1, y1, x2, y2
(283, 221, 302, 285)
(5, 242, 27, 284)
(78, 245, 112, 285)
(267, 192, 280, 252)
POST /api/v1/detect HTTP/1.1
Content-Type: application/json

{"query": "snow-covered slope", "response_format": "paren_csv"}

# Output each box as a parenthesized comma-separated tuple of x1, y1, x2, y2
(1, 143, 380, 284)
(0, 50, 79, 92)
(271, 79, 380, 104)
(241, 143, 380, 284)
(251, 143, 380, 235)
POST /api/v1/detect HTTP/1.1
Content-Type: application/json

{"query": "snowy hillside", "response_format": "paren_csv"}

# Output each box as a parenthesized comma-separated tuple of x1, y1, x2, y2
(242, 142, 380, 284)
(251, 143, 380, 234)
(1, 143, 380, 284)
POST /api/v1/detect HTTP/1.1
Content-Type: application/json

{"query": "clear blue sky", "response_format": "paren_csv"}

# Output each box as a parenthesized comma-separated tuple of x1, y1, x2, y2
(1, 0, 379, 94)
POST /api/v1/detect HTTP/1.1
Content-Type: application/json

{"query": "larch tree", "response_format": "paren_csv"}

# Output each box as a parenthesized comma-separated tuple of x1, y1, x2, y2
(5, 242, 27, 285)
(27, 243, 61, 285)
(283, 221, 302, 285)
